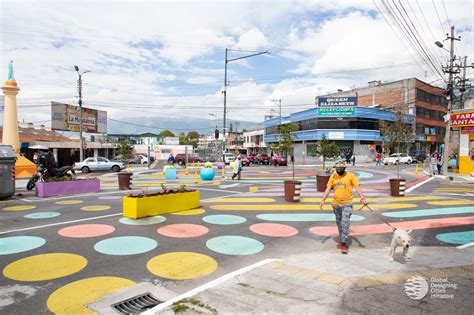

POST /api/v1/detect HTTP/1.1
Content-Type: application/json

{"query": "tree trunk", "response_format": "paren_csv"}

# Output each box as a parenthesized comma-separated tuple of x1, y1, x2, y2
(292, 160, 295, 181)
(322, 157, 326, 172)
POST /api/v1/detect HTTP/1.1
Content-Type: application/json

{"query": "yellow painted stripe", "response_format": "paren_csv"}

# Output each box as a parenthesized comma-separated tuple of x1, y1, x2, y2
(249, 185, 281, 192)
(204, 198, 275, 203)
(435, 189, 474, 192)
(208, 203, 415, 211)
(427, 200, 474, 206)
(301, 196, 443, 203)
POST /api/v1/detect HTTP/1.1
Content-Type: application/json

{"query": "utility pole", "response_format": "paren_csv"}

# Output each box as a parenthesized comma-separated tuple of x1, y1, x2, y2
(459, 56, 468, 109)
(438, 26, 460, 177)
(74, 65, 90, 162)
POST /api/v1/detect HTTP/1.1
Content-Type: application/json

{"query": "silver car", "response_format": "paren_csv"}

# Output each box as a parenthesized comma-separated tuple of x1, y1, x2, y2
(74, 157, 125, 173)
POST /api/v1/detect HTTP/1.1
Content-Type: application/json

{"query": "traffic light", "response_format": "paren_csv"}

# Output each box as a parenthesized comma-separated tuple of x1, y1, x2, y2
(215, 129, 219, 139)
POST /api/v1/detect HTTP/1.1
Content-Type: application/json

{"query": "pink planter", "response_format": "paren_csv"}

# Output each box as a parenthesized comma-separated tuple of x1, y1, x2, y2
(35, 179, 100, 197)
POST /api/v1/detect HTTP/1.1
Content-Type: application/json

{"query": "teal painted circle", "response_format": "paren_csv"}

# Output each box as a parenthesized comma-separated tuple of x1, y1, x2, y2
(206, 236, 264, 255)
(357, 171, 373, 179)
(119, 216, 166, 225)
(0, 236, 46, 255)
(383, 206, 474, 218)
(203, 215, 246, 225)
(256, 213, 365, 222)
(436, 231, 474, 245)
(94, 236, 157, 255)
(24, 212, 61, 219)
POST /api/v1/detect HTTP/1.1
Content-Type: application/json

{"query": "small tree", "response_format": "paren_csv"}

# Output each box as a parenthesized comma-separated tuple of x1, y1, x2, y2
(380, 110, 414, 178)
(309, 134, 340, 173)
(272, 123, 298, 180)
(160, 129, 175, 138)
(116, 140, 134, 159)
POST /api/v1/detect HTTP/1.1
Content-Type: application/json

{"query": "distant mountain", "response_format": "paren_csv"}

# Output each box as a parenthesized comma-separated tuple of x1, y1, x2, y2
(107, 116, 259, 135)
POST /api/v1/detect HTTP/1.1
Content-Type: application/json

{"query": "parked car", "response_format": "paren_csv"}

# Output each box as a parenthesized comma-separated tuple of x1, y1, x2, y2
(247, 155, 257, 164)
(240, 155, 250, 166)
(113, 154, 141, 164)
(223, 153, 235, 164)
(383, 153, 413, 165)
(256, 154, 270, 165)
(137, 154, 155, 164)
(74, 157, 125, 173)
(275, 156, 287, 166)
(174, 154, 203, 165)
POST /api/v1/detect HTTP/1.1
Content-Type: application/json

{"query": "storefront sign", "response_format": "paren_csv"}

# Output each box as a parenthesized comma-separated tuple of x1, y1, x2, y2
(450, 111, 474, 127)
(328, 132, 344, 140)
(317, 107, 355, 117)
(317, 97, 357, 107)
(461, 127, 474, 134)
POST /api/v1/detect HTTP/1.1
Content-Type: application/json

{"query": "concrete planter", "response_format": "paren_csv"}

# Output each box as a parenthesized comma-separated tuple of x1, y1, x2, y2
(389, 178, 406, 197)
(316, 174, 331, 192)
(284, 180, 302, 202)
(123, 190, 200, 219)
(36, 179, 100, 198)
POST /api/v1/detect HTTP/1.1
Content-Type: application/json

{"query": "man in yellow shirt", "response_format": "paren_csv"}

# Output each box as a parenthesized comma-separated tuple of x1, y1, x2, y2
(320, 161, 367, 254)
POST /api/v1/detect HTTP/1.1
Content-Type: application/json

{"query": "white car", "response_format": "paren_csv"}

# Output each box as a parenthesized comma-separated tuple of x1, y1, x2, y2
(74, 157, 125, 173)
(224, 153, 235, 164)
(383, 153, 413, 165)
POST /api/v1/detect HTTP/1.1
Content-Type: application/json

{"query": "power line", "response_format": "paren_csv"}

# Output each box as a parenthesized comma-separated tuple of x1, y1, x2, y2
(432, 0, 447, 34)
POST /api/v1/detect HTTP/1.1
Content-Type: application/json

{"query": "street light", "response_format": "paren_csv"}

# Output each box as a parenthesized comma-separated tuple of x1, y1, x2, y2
(74, 65, 91, 162)
(222, 48, 270, 160)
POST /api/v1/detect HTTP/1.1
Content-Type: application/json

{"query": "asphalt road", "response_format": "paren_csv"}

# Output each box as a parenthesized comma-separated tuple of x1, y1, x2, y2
(1, 163, 473, 314)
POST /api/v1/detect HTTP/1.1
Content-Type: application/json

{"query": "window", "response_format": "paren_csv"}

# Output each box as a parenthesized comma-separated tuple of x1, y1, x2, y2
(97, 157, 107, 162)
(85, 158, 94, 163)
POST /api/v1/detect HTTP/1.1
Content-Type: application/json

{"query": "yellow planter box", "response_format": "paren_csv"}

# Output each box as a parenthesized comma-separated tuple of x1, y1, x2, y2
(123, 190, 200, 219)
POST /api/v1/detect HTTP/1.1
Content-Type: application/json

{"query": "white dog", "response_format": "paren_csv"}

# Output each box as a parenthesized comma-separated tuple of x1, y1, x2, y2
(389, 229, 412, 262)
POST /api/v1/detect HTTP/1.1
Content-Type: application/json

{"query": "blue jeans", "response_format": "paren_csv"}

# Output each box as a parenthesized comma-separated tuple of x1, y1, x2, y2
(332, 203, 353, 243)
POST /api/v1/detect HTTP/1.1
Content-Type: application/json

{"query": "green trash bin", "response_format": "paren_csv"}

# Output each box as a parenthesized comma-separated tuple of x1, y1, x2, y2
(0, 145, 17, 199)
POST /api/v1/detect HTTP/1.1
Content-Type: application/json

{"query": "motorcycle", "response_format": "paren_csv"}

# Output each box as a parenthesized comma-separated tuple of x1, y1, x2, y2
(26, 152, 76, 191)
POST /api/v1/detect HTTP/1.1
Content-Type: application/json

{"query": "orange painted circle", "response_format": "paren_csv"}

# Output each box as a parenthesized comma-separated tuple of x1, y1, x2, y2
(58, 224, 115, 238)
(157, 224, 209, 238)
(250, 223, 298, 237)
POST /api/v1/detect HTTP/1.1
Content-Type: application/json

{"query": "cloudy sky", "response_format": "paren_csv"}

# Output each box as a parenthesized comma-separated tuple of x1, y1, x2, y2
(1, 0, 472, 133)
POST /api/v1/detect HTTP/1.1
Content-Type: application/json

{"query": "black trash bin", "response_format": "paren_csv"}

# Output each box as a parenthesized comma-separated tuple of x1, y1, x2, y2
(0, 145, 17, 199)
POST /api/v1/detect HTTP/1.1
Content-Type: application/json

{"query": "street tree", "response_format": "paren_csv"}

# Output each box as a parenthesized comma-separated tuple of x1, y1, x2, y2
(309, 134, 340, 172)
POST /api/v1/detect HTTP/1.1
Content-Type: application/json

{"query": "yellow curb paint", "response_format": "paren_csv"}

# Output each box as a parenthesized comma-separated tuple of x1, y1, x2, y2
(55, 200, 84, 205)
(209, 204, 416, 211)
(171, 208, 206, 216)
(2, 205, 36, 211)
(147, 252, 218, 280)
(301, 196, 442, 203)
(47, 276, 136, 314)
(204, 198, 276, 203)
(3, 253, 87, 281)
(80, 205, 111, 211)
(427, 200, 474, 206)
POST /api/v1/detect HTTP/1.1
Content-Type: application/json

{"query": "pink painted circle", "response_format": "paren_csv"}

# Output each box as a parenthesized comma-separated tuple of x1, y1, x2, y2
(58, 224, 115, 238)
(157, 224, 209, 238)
(250, 223, 298, 237)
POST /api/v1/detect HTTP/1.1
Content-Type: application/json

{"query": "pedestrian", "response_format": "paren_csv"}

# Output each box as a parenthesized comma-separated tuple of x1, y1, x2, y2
(272, 152, 279, 167)
(351, 154, 356, 166)
(232, 155, 242, 180)
(429, 153, 437, 176)
(167, 154, 175, 165)
(319, 161, 368, 254)
(437, 155, 443, 175)
(375, 151, 382, 167)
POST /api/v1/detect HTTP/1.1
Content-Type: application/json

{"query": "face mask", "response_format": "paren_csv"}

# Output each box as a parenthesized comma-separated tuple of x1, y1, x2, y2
(336, 169, 345, 176)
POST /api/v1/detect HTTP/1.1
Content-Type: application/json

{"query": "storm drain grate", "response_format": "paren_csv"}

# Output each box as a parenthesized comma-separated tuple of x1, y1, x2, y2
(111, 293, 162, 314)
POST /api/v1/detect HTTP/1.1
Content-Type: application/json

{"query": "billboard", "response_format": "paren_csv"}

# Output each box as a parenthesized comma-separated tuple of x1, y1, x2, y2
(316, 96, 357, 117)
(51, 102, 107, 133)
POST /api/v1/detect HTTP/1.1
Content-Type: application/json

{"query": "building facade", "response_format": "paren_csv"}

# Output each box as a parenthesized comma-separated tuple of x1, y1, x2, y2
(243, 125, 268, 155)
(264, 106, 415, 164)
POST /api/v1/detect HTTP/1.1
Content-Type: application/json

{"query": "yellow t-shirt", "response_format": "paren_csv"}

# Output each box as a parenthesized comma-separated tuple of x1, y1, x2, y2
(327, 171, 360, 206)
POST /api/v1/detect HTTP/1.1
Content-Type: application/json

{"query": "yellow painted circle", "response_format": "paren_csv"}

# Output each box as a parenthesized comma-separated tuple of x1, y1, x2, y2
(147, 252, 218, 280)
(171, 208, 206, 216)
(2, 205, 36, 211)
(3, 253, 87, 281)
(55, 200, 84, 205)
(47, 276, 136, 314)
(80, 205, 111, 211)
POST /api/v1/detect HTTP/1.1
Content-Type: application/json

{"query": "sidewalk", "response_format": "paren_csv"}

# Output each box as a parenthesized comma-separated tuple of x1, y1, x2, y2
(149, 246, 474, 314)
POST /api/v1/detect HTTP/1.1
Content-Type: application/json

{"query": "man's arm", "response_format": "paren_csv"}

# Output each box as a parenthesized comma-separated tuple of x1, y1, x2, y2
(354, 185, 368, 205)
(319, 186, 332, 209)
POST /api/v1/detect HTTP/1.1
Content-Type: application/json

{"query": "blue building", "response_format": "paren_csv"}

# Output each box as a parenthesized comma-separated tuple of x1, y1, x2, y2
(264, 106, 415, 164)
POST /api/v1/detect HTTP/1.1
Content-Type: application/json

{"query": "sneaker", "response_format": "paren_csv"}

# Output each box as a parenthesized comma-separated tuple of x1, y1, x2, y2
(336, 242, 342, 248)
(340, 245, 348, 254)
